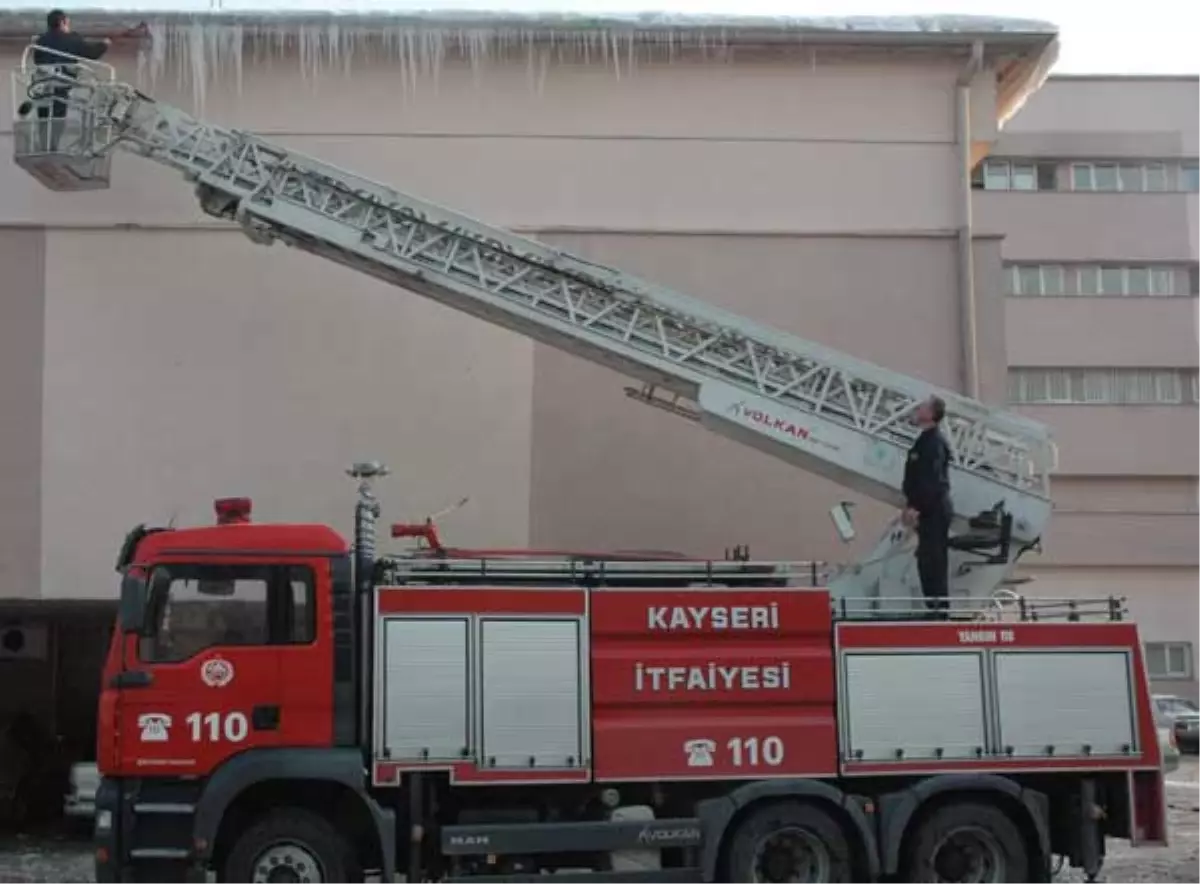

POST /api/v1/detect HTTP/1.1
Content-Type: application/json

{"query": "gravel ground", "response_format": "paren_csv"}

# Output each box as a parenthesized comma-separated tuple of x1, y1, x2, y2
(0, 760, 1196, 883)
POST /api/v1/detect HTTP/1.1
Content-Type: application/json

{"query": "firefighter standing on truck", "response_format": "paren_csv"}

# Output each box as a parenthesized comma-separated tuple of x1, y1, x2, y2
(902, 395, 953, 617)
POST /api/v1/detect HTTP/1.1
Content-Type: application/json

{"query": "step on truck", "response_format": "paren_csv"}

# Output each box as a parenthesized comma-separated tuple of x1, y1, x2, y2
(9, 45, 1170, 883)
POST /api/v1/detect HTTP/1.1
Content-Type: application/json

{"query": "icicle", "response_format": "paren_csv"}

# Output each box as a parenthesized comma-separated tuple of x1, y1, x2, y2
(405, 29, 417, 99)
(110, 15, 797, 110)
(232, 24, 244, 98)
(187, 22, 207, 114)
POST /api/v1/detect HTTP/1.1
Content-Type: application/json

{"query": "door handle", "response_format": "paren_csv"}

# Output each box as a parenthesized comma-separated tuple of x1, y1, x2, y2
(109, 670, 153, 689)
(252, 705, 281, 731)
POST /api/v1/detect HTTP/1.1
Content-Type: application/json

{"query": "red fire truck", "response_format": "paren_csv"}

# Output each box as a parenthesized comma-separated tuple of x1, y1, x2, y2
(11, 45, 1170, 883)
(95, 487, 1166, 883)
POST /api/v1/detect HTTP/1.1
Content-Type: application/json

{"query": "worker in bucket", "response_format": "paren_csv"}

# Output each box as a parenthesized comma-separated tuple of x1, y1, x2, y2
(901, 395, 953, 618)
(30, 10, 110, 151)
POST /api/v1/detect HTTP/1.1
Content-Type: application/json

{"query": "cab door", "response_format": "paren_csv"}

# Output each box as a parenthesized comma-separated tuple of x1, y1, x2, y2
(113, 558, 331, 777)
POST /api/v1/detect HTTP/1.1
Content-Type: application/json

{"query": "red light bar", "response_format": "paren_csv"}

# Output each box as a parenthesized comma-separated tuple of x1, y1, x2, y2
(214, 497, 252, 525)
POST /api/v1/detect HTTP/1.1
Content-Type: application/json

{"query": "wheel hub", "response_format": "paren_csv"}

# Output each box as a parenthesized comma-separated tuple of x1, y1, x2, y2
(752, 826, 832, 883)
(931, 827, 1003, 883)
(252, 843, 325, 884)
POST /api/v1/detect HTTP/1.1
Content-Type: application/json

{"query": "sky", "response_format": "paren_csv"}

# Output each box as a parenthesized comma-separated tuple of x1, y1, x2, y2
(7, 0, 1199, 75)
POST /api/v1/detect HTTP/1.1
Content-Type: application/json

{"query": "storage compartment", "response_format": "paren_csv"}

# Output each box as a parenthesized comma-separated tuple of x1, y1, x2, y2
(994, 650, 1135, 757)
(381, 617, 470, 761)
(480, 618, 584, 768)
(842, 652, 986, 761)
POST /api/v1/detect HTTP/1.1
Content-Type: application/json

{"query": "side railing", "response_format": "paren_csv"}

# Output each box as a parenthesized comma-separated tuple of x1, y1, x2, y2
(835, 589, 1127, 623)
(11, 43, 118, 189)
(378, 555, 1128, 622)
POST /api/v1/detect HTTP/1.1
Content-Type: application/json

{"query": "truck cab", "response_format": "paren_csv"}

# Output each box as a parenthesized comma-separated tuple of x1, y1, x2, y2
(100, 500, 352, 784)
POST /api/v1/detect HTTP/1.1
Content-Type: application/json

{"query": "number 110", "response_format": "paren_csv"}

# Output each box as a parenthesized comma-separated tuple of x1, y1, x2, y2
(726, 736, 785, 767)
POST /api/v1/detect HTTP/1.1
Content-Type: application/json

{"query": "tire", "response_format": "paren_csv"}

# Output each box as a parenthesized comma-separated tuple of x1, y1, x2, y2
(222, 807, 362, 883)
(723, 800, 853, 883)
(902, 800, 1029, 883)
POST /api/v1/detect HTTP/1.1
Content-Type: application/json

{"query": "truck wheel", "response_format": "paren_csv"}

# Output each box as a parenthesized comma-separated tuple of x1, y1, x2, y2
(222, 807, 362, 883)
(902, 801, 1029, 883)
(723, 800, 852, 882)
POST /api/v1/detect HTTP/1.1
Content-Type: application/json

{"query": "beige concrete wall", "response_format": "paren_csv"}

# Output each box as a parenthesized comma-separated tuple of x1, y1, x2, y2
(1004, 76, 1200, 152)
(37, 229, 534, 598)
(1, 45, 1004, 597)
(1006, 298, 1200, 370)
(0, 228, 45, 599)
(1052, 476, 1199, 511)
(992, 76, 1199, 669)
(1, 49, 978, 234)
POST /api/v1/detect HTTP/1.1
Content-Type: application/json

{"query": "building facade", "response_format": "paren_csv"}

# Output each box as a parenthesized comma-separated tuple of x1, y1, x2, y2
(977, 74, 1199, 698)
(1, 15, 1194, 698)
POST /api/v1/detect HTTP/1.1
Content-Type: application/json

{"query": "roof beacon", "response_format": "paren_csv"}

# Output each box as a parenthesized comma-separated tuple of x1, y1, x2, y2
(214, 497, 252, 525)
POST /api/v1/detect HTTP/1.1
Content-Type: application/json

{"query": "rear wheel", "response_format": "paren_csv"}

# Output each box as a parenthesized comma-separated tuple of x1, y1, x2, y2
(902, 801, 1030, 883)
(222, 807, 361, 883)
(723, 800, 852, 883)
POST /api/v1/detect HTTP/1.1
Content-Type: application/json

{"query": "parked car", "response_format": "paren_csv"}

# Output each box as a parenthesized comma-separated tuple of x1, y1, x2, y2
(1154, 694, 1199, 755)
(1153, 701, 1182, 773)
(63, 761, 99, 820)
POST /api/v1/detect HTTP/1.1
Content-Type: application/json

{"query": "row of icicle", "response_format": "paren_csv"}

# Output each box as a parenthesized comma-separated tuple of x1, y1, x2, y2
(132, 19, 756, 111)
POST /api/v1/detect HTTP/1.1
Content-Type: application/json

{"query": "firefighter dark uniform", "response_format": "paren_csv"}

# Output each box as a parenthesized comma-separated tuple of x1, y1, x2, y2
(903, 426, 953, 615)
(31, 13, 109, 151)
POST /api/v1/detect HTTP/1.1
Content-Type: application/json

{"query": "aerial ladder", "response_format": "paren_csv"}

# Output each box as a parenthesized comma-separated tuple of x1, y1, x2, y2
(11, 47, 1057, 611)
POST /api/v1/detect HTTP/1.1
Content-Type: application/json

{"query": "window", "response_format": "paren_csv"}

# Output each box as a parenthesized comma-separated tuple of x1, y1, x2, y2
(1152, 268, 1175, 296)
(1008, 368, 1199, 405)
(1008, 264, 1065, 296)
(1076, 266, 1100, 295)
(1006, 264, 1195, 298)
(977, 159, 1057, 191)
(1010, 163, 1037, 191)
(1071, 160, 1196, 193)
(982, 158, 1197, 193)
(1145, 642, 1194, 680)
(1099, 267, 1124, 295)
(139, 563, 316, 663)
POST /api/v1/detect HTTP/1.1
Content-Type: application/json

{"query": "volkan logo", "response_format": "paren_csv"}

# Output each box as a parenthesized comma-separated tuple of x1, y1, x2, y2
(727, 400, 811, 441)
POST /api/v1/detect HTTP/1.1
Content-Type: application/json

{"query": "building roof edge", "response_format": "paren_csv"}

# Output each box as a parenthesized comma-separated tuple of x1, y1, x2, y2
(0, 8, 1059, 43)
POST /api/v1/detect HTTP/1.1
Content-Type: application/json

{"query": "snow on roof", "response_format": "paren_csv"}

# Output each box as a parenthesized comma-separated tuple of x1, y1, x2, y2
(0, 4, 1058, 37)
(0, 6, 1058, 117)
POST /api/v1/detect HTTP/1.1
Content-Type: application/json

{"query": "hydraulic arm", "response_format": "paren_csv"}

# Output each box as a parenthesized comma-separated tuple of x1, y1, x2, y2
(11, 48, 1056, 606)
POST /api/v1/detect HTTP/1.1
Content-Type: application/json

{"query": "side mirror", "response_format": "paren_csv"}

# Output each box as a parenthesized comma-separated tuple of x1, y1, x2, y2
(118, 571, 148, 634)
(830, 502, 856, 543)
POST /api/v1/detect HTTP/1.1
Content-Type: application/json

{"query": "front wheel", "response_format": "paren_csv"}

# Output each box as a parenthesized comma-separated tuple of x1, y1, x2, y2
(222, 807, 362, 883)
(723, 800, 852, 882)
(902, 801, 1030, 883)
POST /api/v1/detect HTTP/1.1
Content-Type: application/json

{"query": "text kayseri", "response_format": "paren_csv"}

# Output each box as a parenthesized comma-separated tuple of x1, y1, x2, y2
(647, 604, 780, 632)
(634, 662, 791, 692)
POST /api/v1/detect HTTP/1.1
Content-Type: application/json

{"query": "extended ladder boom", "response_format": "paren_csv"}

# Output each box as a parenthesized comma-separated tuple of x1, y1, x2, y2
(11, 50, 1056, 605)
